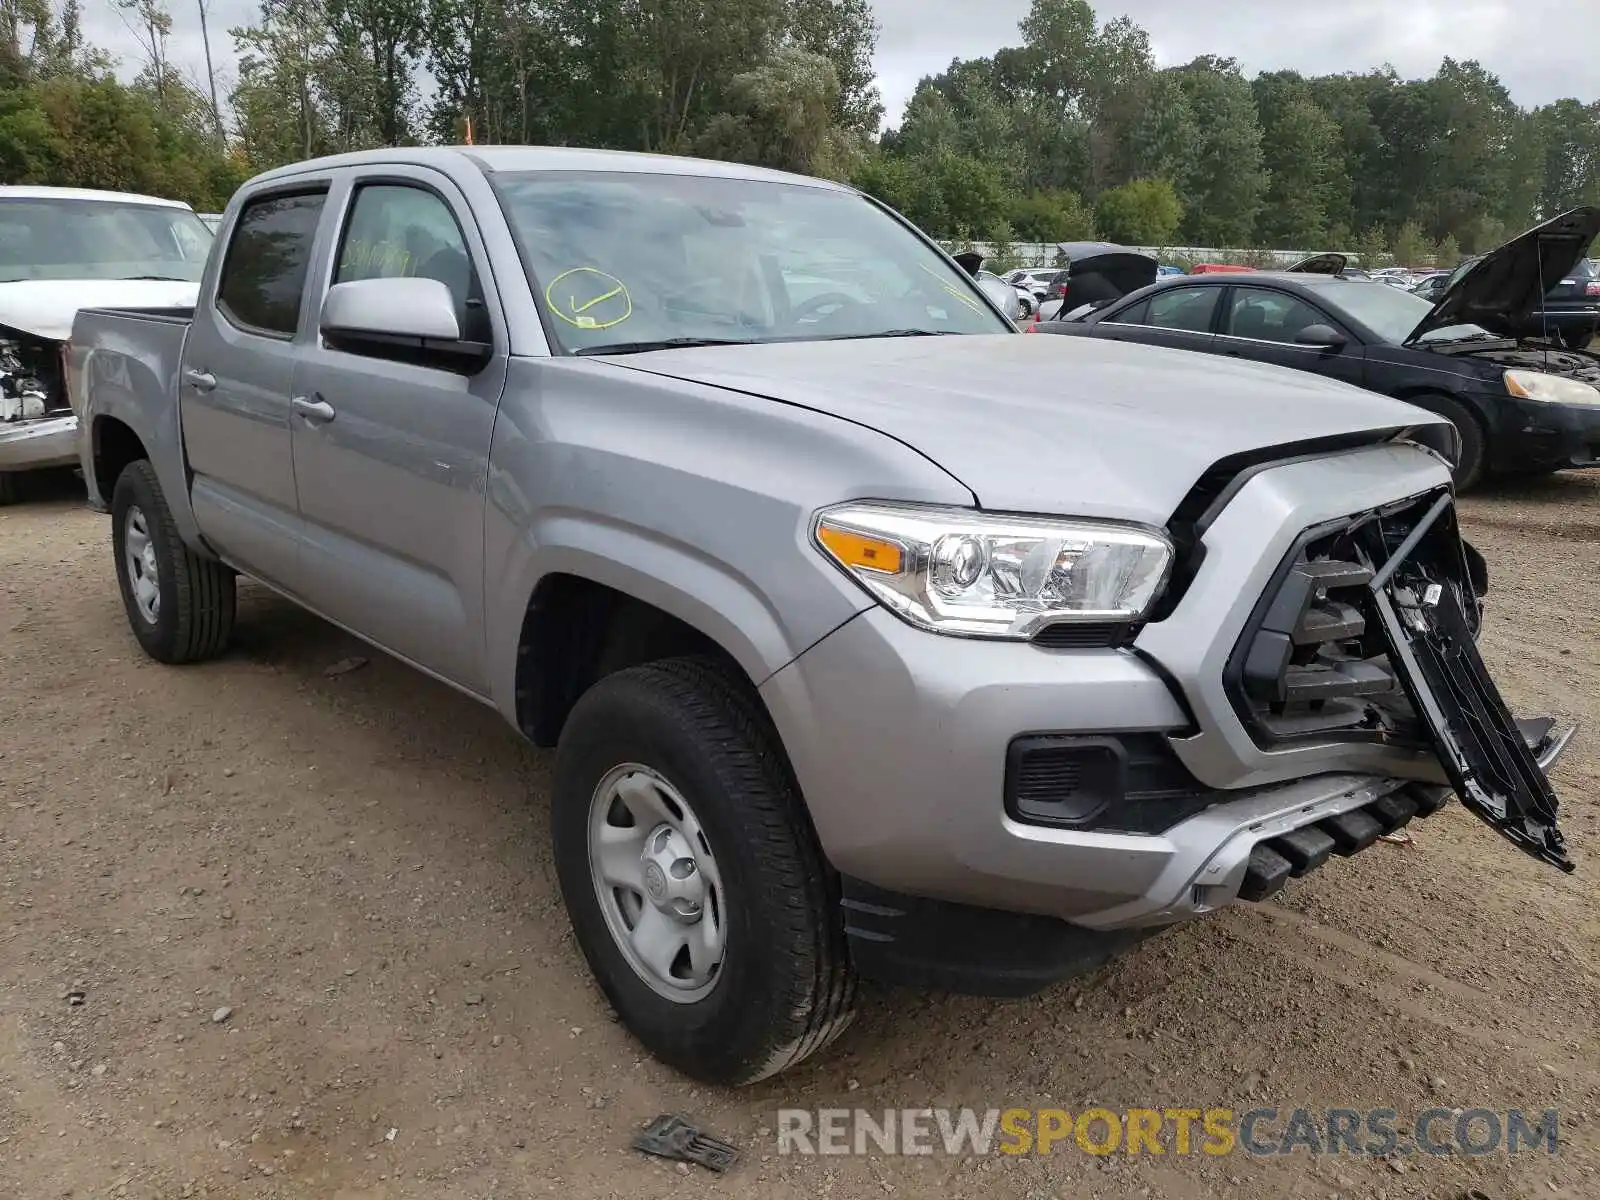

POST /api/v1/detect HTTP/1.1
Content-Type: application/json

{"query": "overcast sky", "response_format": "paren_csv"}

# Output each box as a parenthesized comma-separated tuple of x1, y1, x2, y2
(79, 0, 1592, 130)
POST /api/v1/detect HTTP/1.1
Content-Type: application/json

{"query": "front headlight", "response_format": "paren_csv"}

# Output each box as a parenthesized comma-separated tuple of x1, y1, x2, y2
(812, 502, 1174, 639)
(1504, 369, 1600, 407)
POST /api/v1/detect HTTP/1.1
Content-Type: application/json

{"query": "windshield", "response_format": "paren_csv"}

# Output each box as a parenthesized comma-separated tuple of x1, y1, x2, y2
(491, 171, 1010, 352)
(1311, 279, 1491, 344)
(0, 197, 212, 284)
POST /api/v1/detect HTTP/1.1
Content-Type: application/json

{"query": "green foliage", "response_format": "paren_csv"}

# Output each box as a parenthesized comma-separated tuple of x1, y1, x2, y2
(1434, 233, 1463, 268)
(1390, 219, 1432, 266)
(0, 0, 1596, 264)
(1006, 187, 1094, 241)
(1093, 178, 1181, 244)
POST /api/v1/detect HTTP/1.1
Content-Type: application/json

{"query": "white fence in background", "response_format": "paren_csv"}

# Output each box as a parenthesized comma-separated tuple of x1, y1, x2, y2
(942, 242, 1366, 268)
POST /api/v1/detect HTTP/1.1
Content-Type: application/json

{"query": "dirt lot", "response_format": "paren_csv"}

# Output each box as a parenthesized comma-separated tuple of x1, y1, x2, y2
(2, 470, 1598, 1200)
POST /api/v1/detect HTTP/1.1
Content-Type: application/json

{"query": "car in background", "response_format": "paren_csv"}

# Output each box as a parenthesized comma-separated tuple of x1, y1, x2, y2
(1411, 272, 1451, 302)
(1190, 263, 1254, 276)
(1005, 268, 1063, 300)
(198, 212, 223, 232)
(1441, 252, 1600, 349)
(1034, 242, 1160, 321)
(1035, 206, 1600, 490)
(0, 186, 212, 503)
(1157, 264, 1187, 276)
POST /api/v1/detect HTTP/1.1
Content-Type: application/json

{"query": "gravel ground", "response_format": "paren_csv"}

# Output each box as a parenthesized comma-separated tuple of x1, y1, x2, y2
(2, 468, 1598, 1200)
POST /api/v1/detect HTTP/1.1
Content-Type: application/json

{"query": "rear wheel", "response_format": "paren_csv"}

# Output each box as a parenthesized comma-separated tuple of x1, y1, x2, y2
(1404, 392, 1487, 490)
(111, 459, 236, 663)
(551, 657, 855, 1085)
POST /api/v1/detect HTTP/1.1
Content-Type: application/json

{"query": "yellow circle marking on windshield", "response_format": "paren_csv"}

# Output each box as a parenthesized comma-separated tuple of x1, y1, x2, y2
(545, 267, 634, 330)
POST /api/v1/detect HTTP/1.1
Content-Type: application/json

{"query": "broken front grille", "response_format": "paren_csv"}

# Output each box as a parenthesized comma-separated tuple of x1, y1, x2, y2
(1225, 489, 1476, 748)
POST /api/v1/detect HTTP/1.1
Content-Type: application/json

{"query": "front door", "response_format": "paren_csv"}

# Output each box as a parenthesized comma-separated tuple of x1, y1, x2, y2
(288, 171, 508, 695)
(180, 187, 329, 582)
(1214, 286, 1367, 389)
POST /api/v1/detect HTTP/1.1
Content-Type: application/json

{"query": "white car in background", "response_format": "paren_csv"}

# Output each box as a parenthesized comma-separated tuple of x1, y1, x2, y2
(0, 187, 211, 503)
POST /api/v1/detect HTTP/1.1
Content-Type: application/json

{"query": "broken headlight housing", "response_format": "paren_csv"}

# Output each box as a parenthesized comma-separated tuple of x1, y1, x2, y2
(812, 502, 1173, 639)
(0, 339, 49, 422)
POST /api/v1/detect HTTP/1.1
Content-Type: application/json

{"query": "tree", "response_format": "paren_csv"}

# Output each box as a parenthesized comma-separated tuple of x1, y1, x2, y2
(694, 49, 856, 179)
(1253, 75, 1345, 247)
(1007, 188, 1094, 241)
(1171, 56, 1267, 245)
(1391, 219, 1431, 266)
(1093, 177, 1182, 244)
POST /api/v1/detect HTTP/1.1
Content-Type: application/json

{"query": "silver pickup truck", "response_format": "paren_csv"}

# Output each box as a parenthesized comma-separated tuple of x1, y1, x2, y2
(71, 146, 1576, 1086)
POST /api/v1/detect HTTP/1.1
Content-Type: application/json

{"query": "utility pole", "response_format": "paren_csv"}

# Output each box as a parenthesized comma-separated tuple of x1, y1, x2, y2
(196, 0, 224, 148)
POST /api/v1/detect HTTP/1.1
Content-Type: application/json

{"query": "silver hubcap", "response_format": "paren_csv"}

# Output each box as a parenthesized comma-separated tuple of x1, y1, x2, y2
(124, 506, 160, 625)
(588, 764, 726, 1003)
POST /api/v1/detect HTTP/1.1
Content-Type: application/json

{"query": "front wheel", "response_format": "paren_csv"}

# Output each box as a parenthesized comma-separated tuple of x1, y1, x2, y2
(1405, 392, 1487, 490)
(111, 459, 236, 663)
(551, 657, 856, 1085)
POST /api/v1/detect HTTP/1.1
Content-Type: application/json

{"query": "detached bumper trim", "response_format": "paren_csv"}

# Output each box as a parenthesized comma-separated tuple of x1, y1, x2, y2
(0, 412, 78, 471)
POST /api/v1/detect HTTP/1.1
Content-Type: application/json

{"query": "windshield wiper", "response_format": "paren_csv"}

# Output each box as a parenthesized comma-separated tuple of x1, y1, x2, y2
(820, 329, 958, 341)
(119, 275, 191, 282)
(574, 336, 759, 356)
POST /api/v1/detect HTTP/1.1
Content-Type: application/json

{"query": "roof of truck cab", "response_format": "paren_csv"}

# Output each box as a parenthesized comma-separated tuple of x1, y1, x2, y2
(0, 185, 192, 209)
(245, 145, 854, 191)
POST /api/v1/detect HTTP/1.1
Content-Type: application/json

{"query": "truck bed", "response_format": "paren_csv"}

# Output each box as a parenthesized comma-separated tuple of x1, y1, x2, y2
(70, 305, 198, 536)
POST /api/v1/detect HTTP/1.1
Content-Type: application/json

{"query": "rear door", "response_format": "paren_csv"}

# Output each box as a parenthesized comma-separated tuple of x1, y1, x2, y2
(287, 167, 508, 694)
(1215, 285, 1367, 389)
(1091, 284, 1223, 354)
(181, 184, 330, 583)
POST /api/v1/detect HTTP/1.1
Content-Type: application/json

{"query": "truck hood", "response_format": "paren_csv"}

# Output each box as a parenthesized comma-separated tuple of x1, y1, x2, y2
(0, 278, 201, 341)
(600, 334, 1445, 524)
(1405, 206, 1600, 344)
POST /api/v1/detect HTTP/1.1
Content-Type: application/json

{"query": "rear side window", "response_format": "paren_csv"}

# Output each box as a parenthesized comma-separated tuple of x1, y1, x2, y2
(1107, 286, 1219, 333)
(216, 191, 327, 337)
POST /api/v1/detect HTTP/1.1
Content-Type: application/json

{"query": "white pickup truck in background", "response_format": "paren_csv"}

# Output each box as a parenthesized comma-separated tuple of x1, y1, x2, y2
(0, 186, 211, 503)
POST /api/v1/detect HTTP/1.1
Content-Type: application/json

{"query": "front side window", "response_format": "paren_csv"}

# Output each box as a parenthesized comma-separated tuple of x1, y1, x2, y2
(1226, 287, 1330, 343)
(491, 171, 1011, 353)
(0, 197, 213, 284)
(334, 183, 485, 341)
(1145, 286, 1220, 333)
(216, 191, 326, 337)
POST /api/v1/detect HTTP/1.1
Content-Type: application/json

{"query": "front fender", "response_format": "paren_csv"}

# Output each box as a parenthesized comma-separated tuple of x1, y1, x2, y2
(480, 356, 974, 722)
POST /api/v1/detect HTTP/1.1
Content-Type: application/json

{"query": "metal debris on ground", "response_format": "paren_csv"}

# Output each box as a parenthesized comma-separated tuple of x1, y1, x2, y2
(1379, 830, 1415, 847)
(632, 1114, 739, 1173)
(324, 656, 369, 678)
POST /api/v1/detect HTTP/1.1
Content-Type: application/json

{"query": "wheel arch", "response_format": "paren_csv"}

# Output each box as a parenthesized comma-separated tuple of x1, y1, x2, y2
(497, 533, 840, 749)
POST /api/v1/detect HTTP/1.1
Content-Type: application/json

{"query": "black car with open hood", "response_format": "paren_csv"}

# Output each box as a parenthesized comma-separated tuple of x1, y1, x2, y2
(1036, 210, 1600, 489)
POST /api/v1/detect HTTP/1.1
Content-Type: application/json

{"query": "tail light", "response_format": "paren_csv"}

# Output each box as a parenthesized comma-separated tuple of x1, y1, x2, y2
(1584, 281, 1600, 297)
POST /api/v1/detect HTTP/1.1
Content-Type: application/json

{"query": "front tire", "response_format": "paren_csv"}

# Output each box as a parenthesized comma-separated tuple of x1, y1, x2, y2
(551, 657, 855, 1085)
(111, 459, 236, 663)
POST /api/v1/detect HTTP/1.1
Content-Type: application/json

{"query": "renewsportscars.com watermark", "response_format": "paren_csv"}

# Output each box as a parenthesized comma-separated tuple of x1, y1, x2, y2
(776, 1107, 1561, 1158)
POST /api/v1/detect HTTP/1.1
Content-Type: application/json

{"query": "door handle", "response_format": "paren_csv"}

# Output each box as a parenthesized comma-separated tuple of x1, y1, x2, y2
(292, 394, 337, 423)
(183, 368, 216, 392)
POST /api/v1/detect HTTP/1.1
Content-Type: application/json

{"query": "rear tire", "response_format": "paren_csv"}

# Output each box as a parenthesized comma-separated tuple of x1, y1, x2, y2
(1403, 392, 1487, 490)
(111, 459, 236, 663)
(551, 656, 855, 1085)
(0, 471, 21, 505)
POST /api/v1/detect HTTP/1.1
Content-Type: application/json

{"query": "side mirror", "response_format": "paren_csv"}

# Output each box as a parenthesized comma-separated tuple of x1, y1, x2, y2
(1295, 323, 1347, 350)
(952, 251, 984, 277)
(322, 277, 461, 341)
(321, 277, 490, 372)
